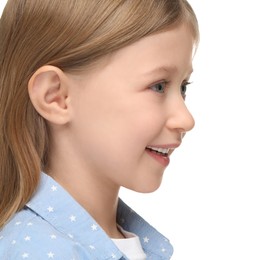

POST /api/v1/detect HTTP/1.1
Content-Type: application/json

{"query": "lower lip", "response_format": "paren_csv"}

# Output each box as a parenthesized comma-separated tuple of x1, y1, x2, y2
(145, 149, 170, 167)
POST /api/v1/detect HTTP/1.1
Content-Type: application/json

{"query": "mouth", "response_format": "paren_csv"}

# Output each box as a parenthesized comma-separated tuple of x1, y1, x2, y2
(145, 146, 171, 167)
(145, 144, 180, 167)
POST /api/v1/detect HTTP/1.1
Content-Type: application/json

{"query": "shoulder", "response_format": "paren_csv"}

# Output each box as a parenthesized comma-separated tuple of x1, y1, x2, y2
(0, 208, 80, 259)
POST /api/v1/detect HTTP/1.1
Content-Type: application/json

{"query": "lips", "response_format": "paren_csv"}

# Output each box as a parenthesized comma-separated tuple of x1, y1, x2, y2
(145, 144, 180, 167)
(145, 147, 170, 167)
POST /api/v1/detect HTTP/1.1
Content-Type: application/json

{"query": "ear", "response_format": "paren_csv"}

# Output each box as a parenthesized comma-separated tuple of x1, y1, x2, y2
(28, 65, 71, 125)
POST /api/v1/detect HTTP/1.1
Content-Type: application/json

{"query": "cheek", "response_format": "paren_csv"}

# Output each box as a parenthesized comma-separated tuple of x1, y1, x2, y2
(113, 97, 166, 141)
(74, 88, 166, 147)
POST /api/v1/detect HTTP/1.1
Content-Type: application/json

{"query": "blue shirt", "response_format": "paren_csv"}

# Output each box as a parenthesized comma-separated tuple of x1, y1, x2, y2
(0, 173, 173, 259)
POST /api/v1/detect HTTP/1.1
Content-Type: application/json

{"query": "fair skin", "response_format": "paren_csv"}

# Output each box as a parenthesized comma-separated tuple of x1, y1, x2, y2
(28, 21, 195, 238)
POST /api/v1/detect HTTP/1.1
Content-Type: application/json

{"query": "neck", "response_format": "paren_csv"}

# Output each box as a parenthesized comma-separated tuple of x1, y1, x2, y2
(47, 163, 122, 238)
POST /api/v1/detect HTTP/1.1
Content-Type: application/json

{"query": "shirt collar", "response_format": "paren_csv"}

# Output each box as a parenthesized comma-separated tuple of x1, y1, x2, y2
(26, 172, 173, 259)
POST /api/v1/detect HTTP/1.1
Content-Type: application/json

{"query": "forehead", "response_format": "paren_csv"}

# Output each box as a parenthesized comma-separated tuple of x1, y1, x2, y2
(106, 22, 194, 73)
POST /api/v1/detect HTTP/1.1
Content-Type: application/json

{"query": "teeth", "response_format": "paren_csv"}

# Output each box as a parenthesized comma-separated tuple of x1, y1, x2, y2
(147, 146, 170, 154)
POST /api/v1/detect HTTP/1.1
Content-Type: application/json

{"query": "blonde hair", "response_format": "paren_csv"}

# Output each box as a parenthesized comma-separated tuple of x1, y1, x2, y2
(0, 0, 199, 228)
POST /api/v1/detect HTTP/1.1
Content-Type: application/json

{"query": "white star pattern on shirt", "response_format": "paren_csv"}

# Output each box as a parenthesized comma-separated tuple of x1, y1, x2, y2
(0, 173, 174, 259)
(24, 236, 31, 241)
(69, 215, 76, 222)
(51, 185, 57, 191)
(91, 224, 98, 231)
(47, 206, 54, 212)
(47, 252, 54, 258)
(143, 236, 149, 243)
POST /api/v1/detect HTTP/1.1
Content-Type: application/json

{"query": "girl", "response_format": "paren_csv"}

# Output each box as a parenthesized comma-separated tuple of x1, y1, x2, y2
(0, 0, 199, 259)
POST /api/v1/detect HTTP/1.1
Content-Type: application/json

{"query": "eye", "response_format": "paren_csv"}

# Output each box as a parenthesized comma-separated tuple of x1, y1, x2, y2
(181, 81, 191, 99)
(150, 82, 167, 93)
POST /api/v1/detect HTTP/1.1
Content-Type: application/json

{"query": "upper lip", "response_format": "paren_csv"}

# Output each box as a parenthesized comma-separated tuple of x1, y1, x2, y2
(146, 143, 181, 149)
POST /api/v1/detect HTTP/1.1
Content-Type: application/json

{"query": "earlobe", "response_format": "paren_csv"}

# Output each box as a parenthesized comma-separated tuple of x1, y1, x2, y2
(28, 65, 70, 125)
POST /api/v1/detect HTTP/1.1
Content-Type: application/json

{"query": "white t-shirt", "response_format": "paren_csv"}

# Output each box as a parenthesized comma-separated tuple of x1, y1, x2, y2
(112, 227, 146, 260)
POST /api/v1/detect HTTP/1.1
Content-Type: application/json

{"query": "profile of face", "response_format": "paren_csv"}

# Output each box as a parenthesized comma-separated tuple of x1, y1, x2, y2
(54, 22, 195, 193)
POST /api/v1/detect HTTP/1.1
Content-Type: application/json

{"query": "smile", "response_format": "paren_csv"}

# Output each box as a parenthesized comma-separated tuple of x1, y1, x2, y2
(145, 146, 173, 167)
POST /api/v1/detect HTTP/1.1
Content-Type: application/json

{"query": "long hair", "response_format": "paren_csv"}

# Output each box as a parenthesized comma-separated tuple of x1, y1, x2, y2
(0, 0, 199, 228)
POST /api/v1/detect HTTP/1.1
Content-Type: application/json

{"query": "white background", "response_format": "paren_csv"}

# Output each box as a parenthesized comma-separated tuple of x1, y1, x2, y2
(1, 1, 279, 259)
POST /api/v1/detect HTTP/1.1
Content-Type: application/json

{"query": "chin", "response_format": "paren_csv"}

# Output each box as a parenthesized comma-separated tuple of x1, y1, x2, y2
(129, 179, 163, 194)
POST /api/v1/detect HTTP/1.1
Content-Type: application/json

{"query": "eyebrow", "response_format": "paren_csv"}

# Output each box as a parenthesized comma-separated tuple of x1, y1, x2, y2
(142, 65, 193, 77)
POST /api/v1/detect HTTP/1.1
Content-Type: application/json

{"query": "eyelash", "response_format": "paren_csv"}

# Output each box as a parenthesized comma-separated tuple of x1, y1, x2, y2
(150, 80, 192, 99)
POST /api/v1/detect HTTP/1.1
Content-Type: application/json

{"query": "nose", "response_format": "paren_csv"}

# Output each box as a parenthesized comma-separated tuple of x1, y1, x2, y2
(166, 99, 195, 134)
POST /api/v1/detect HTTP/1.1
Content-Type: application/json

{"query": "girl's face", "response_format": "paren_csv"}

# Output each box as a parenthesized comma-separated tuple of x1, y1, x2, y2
(67, 22, 195, 192)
